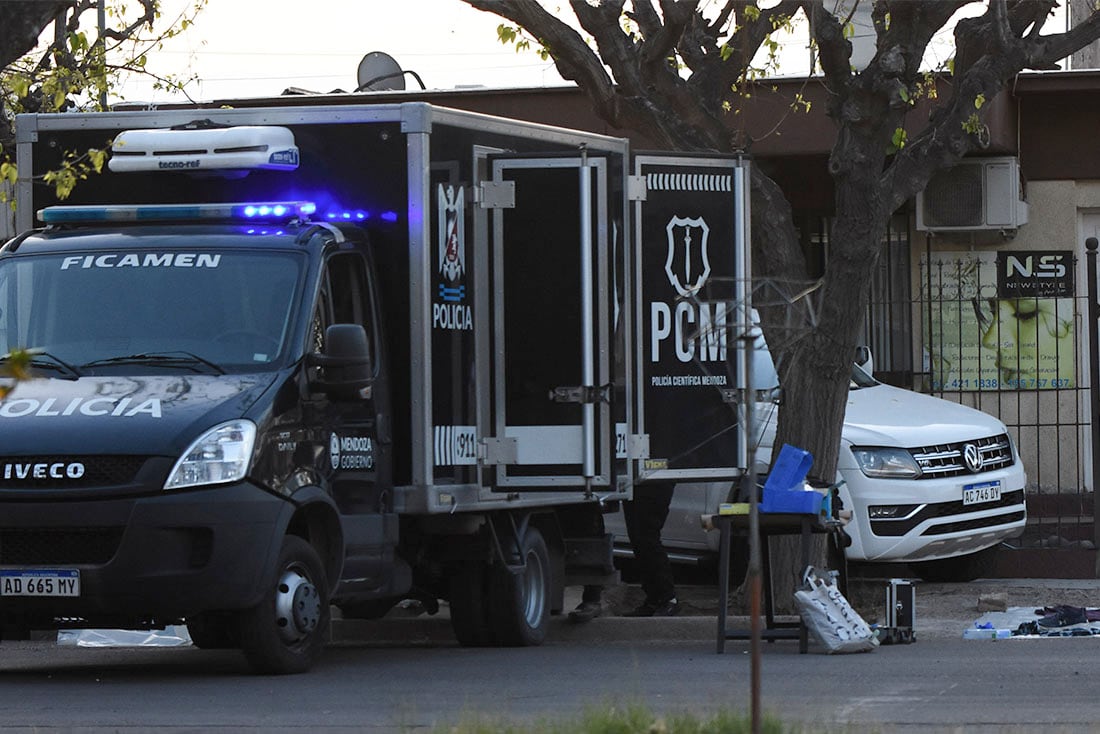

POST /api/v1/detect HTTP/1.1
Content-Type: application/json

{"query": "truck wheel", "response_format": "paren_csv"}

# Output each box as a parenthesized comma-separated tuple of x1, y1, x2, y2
(449, 561, 496, 646)
(911, 545, 1000, 583)
(186, 611, 240, 649)
(489, 525, 551, 647)
(239, 535, 329, 674)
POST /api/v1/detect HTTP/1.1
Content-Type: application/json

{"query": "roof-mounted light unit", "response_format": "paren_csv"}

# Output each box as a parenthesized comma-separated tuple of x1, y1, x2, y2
(108, 125, 300, 173)
(38, 201, 317, 225)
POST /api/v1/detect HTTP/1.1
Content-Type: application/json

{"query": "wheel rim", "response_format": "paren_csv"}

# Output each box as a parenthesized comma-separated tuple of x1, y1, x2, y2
(273, 564, 321, 645)
(521, 546, 547, 628)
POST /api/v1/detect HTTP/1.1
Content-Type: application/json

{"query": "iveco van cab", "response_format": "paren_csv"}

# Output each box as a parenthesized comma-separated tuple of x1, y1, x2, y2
(0, 203, 401, 673)
(1, 102, 755, 672)
(608, 341, 1028, 582)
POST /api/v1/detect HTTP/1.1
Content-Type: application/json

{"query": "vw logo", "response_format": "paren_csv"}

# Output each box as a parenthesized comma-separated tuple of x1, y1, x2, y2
(962, 443, 983, 473)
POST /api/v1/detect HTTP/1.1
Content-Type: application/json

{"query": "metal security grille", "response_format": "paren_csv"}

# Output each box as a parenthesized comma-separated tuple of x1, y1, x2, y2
(0, 527, 124, 565)
(0, 456, 146, 489)
(913, 249, 1089, 554)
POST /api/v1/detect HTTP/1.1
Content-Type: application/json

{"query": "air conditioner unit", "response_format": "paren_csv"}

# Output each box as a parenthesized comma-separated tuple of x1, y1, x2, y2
(916, 156, 1028, 232)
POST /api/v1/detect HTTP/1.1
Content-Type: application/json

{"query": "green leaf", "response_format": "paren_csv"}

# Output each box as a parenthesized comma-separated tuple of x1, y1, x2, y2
(70, 31, 88, 53)
(889, 127, 908, 152)
(974, 93, 986, 110)
(11, 75, 30, 99)
(88, 149, 107, 173)
(497, 24, 517, 45)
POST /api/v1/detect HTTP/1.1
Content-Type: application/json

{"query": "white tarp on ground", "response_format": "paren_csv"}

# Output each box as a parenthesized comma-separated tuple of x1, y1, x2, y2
(57, 626, 192, 647)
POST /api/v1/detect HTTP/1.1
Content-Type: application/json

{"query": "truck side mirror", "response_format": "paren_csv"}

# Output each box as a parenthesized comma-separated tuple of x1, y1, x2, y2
(308, 324, 373, 400)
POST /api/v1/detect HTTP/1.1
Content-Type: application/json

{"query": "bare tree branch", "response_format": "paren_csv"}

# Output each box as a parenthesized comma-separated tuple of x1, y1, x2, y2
(0, 1, 73, 68)
(462, 0, 623, 122)
(457, 0, 1100, 481)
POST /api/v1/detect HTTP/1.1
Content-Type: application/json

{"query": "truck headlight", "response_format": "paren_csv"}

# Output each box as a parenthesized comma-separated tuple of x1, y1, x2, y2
(852, 447, 922, 479)
(164, 420, 257, 490)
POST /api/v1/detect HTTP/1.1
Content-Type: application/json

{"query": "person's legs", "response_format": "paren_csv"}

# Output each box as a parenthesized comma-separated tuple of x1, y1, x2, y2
(563, 505, 606, 623)
(568, 584, 604, 623)
(622, 481, 678, 616)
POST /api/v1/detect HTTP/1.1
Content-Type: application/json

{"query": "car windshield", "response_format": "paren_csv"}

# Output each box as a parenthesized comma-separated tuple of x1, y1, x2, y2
(0, 248, 304, 374)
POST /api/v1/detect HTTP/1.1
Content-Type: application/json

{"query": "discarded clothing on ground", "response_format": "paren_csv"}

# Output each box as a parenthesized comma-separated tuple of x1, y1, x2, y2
(966, 604, 1100, 640)
(1033, 604, 1100, 627)
(1013, 620, 1100, 637)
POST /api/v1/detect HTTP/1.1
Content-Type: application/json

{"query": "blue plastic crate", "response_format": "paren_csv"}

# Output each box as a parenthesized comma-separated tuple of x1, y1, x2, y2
(763, 444, 813, 493)
(760, 443, 817, 514)
(760, 488, 822, 514)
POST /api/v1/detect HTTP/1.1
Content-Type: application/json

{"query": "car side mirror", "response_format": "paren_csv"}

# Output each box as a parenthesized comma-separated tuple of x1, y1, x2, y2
(855, 345, 874, 376)
(308, 324, 372, 400)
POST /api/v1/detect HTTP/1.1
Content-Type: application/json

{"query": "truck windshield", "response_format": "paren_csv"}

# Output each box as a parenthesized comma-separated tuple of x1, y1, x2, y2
(0, 249, 304, 374)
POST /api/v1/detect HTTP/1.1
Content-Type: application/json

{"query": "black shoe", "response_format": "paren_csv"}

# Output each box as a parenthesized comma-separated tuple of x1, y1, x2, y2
(568, 600, 603, 623)
(624, 597, 680, 617)
(651, 598, 681, 617)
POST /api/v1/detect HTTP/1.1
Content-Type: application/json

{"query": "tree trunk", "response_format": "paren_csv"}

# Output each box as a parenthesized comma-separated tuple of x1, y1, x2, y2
(765, 205, 888, 610)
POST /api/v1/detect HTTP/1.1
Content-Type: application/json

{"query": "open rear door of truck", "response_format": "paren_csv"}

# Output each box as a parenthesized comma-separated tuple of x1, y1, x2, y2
(632, 155, 752, 482)
(481, 153, 617, 493)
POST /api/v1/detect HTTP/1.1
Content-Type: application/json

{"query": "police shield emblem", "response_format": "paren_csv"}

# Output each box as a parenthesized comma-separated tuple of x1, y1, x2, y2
(438, 184, 465, 287)
(664, 216, 711, 297)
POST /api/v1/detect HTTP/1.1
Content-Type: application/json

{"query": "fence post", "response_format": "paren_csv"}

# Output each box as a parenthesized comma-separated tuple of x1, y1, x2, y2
(1087, 238, 1100, 576)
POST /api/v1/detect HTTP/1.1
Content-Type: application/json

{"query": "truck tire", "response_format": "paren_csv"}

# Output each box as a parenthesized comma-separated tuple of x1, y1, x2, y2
(449, 560, 496, 646)
(186, 611, 240, 649)
(911, 545, 1000, 583)
(488, 525, 551, 647)
(239, 535, 329, 674)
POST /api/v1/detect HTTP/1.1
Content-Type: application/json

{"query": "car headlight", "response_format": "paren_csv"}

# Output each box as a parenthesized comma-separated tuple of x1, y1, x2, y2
(851, 447, 922, 479)
(164, 419, 257, 490)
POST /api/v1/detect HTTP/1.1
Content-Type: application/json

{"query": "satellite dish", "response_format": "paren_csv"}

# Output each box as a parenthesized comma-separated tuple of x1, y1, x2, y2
(356, 51, 406, 92)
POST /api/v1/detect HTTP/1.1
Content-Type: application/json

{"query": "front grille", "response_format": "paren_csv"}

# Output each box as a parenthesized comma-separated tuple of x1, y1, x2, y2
(911, 434, 1015, 479)
(0, 456, 146, 489)
(0, 527, 124, 565)
(870, 489, 1025, 536)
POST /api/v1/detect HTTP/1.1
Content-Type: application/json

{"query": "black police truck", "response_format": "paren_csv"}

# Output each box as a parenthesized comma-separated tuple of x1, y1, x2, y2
(0, 102, 750, 673)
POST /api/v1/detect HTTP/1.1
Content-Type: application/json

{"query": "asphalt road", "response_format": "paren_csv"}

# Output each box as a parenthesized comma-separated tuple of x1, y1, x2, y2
(2, 606, 1100, 733)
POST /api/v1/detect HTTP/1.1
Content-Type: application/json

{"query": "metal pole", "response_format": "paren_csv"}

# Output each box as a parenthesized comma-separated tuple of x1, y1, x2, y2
(732, 157, 761, 734)
(579, 145, 595, 480)
(97, 0, 108, 110)
(1086, 237, 1100, 575)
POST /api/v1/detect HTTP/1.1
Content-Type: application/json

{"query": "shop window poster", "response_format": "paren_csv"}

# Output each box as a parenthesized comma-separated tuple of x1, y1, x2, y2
(921, 251, 1075, 391)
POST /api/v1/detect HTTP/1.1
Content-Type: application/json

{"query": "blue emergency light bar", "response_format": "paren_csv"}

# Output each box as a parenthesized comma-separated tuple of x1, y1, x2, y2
(38, 201, 318, 225)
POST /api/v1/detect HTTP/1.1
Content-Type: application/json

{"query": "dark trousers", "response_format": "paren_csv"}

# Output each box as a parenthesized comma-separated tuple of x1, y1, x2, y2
(623, 481, 676, 603)
(558, 504, 606, 605)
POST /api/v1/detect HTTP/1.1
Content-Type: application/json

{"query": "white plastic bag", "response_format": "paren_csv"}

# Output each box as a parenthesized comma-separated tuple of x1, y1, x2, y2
(793, 566, 878, 654)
